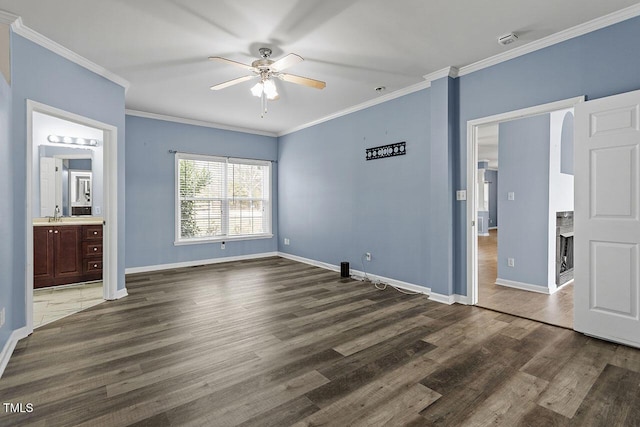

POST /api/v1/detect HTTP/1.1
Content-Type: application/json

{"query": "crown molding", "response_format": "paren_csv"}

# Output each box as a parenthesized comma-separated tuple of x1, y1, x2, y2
(459, 3, 640, 77)
(0, 10, 18, 25)
(278, 79, 429, 137)
(423, 66, 459, 83)
(278, 66, 458, 137)
(125, 109, 278, 138)
(9, 16, 129, 91)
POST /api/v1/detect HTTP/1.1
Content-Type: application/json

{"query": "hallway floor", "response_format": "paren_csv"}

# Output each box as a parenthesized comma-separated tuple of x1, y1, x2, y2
(33, 281, 105, 328)
(477, 229, 574, 329)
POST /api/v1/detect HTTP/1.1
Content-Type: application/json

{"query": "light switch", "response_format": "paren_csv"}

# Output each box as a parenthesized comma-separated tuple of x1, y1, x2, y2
(508, 192, 515, 201)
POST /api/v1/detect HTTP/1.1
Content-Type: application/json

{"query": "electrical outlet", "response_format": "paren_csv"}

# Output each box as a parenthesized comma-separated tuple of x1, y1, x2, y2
(365, 252, 372, 261)
(221, 241, 225, 250)
(508, 258, 515, 267)
(94, 206, 101, 215)
(284, 238, 290, 245)
(0, 307, 5, 328)
(508, 192, 515, 201)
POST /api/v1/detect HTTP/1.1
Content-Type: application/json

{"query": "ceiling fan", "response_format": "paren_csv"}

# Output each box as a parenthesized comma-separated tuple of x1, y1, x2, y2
(209, 47, 326, 117)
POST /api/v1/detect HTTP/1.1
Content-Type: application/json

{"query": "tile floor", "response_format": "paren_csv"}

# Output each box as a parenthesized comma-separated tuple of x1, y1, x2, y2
(33, 282, 105, 328)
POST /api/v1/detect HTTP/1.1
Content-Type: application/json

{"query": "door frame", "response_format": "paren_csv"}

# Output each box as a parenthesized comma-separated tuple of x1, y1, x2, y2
(25, 100, 119, 334)
(466, 96, 585, 305)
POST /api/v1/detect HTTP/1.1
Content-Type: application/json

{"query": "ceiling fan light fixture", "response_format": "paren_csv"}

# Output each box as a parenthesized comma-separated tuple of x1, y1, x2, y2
(250, 82, 263, 97)
(251, 79, 278, 101)
(263, 79, 278, 100)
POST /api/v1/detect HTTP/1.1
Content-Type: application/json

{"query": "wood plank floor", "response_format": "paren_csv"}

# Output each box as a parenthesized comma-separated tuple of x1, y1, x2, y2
(1, 257, 639, 426)
(477, 229, 574, 329)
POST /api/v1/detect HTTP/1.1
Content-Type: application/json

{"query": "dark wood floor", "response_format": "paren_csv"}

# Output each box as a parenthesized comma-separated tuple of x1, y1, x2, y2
(477, 229, 574, 329)
(1, 257, 639, 426)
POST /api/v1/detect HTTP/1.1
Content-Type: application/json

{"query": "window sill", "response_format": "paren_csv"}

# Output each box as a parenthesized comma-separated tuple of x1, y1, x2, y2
(174, 234, 274, 246)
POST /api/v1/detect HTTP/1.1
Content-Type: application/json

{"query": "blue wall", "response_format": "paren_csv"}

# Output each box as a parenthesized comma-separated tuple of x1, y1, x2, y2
(486, 169, 498, 228)
(455, 15, 640, 295)
(497, 115, 550, 288)
(125, 116, 278, 269)
(278, 90, 432, 289)
(0, 69, 12, 347)
(10, 33, 126, 335)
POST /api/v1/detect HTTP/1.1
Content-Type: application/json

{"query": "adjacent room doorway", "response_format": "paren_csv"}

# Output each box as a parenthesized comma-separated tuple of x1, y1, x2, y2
(25, 100, 119, 335)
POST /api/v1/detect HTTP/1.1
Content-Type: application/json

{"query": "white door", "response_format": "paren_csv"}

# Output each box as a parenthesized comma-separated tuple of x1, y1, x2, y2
(39, 157, 63, 217)
(574, 89, 640, 348)
(39, 157, 56, 217)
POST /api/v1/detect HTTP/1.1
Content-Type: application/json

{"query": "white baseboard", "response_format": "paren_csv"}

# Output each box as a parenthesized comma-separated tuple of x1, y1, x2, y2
(495, 278, 551, 294)
(0, 327, 29, 379)
(478, 233, 490, 237)
(113, 288, 128, 300)
(454, 294, 473, 305)
(429, 292, 456, 305)
(278, 252, 430, 296)
(489, 227, 498, 230)
(277, 252, 341, 273)
(125, 252, 279, 274)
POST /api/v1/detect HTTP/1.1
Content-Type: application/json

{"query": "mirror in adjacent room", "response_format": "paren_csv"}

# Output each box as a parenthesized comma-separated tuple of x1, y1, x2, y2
(33, 111, 103, 218)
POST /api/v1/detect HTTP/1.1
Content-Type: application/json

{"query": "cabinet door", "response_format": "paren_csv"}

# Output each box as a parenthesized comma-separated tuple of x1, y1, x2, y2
(54, 225, 83, 285)
(33, 227, 55, 288)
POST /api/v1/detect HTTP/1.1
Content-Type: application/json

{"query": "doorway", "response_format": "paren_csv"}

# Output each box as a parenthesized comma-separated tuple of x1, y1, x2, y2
(466, 96, 584, 327)
(25, 100, 119, 335)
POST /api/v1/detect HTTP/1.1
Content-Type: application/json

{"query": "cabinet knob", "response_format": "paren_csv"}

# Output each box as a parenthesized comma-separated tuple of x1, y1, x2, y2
(93, 264, 98, 268)
(94, 247, 98, 251)
(54, 230, 58, 234)
(93, 231, 98, 235)
(49, 230, 53, 233)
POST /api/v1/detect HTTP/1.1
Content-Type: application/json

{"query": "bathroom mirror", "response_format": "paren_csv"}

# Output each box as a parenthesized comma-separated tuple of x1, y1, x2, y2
(33, 111, 104, 219)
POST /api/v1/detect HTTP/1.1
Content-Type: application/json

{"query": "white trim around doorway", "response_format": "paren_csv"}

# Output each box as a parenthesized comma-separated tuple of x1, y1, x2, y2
(465, 96, 585, 306)
(25, 100, 124, 336)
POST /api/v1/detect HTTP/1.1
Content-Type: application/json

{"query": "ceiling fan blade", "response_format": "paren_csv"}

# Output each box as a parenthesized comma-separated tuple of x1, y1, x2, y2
(270, 53, 303, 72)
(209, 56, 256, 72)
(279, 73, 326, 90)
(210, 75, 255, 90)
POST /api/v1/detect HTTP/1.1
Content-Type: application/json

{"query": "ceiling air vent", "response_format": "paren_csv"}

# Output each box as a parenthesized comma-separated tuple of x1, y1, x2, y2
(497, 32, 518, 46)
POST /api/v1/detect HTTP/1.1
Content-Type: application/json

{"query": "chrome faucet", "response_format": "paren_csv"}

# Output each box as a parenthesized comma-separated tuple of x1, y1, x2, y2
(50, 205, 61, 222)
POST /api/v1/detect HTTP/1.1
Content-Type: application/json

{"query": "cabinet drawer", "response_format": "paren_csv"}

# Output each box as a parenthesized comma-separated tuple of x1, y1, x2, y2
(83, 242, 103, 257)
(84, 225, 103, 240)
(85, 260, 103, 273)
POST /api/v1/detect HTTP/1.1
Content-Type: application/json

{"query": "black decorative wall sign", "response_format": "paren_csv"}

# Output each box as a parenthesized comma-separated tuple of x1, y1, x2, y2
(366, 141, 406, 161)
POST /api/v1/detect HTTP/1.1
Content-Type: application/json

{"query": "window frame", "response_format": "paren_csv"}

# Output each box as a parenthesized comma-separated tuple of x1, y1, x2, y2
(174, 153, 273, 245)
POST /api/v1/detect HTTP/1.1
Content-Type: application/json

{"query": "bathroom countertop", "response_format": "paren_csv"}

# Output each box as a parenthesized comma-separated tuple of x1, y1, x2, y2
(33, 217, 104, 226)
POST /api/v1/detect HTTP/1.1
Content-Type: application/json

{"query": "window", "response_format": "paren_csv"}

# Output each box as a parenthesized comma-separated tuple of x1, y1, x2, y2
(175, 153, 272, 244)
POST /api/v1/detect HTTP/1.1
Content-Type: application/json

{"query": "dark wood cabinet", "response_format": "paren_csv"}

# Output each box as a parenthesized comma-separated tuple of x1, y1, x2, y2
(82, 225, 103, 281)
(33, 224, 102, 288)
(33, 226, 55, 287)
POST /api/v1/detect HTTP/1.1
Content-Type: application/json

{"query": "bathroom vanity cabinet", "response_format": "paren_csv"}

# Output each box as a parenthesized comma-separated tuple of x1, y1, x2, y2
(33, 223, 103, 288)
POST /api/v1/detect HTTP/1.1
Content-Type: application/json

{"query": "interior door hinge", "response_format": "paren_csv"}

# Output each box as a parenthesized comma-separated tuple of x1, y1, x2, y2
(472, 220, 475, 226)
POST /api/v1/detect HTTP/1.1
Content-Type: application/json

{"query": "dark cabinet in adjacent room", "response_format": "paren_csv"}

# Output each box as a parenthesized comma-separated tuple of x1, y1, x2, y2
(34, 224, 101, 288)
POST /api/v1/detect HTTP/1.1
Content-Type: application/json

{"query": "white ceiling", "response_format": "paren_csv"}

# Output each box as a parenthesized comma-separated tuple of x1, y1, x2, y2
(1, 0, 638, 135)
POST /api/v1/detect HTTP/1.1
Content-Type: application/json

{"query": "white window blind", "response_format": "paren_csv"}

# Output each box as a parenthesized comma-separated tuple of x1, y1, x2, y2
(176, 153, 271, 243)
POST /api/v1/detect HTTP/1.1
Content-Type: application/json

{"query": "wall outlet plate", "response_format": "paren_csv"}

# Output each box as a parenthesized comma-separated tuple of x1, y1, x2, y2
(456, 190, 467, 201)
(508, 192, 515, 201)
(508, 258, 515, 267)
(0, 307, 5, 328)
(365, 252, 372, 261)
(221, 242, 225, 250)
(284, 238, 290, 245)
